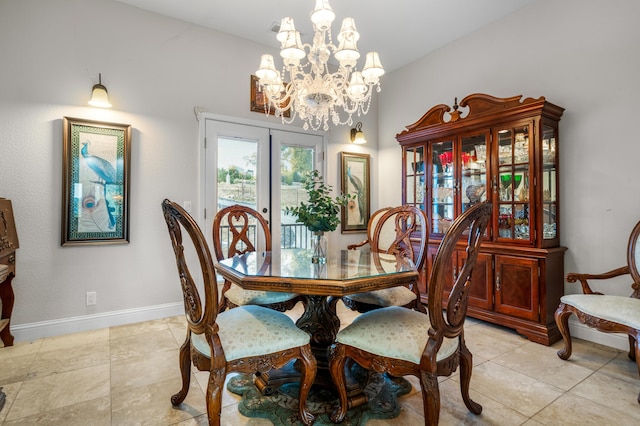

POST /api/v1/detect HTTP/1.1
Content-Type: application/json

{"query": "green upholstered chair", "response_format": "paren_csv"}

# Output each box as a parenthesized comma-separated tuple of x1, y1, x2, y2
(343, 205, 428, 313)
(329, 201, 491, 425)
(162, 199, 316, 425)
(212, 204, 301, 312)
(555, 218, 640, 404)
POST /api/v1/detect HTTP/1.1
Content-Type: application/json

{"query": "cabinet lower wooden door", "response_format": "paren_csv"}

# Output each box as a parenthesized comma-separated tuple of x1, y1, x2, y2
(494, 255, 539, 321)
(458, 251, 493, 310)
(430, 246, 492, 310)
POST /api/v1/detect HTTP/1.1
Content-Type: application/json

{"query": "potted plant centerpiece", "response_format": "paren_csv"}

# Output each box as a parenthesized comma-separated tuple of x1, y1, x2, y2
(285, 170, 351, 264)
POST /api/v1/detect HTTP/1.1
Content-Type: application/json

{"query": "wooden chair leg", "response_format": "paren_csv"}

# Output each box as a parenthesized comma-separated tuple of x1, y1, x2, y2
(628, 335, 637, 361)
(297, 345, 317, 426)
(631, 332, 640, 404)
(459, 342, 482, 414)
(206, 366, 226, 426)
(328, 344, 349, 423)
(171, 335, 193, 405)
(554, 303, 573, 360)
(420, 370, 440, 426)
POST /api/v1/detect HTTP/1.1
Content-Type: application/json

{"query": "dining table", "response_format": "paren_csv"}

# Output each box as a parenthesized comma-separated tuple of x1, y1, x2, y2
(214, 248, 419, 408)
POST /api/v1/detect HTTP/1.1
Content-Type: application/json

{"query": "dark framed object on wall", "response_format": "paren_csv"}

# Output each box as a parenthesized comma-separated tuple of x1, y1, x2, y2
(61, 117, 131, 245)
(250, 75, 291, 117)
(340, 152, 370, 233)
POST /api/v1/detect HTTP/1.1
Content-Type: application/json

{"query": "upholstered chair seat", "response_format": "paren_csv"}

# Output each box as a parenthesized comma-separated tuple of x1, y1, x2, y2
(560, 294, 640, 330)
(224, 286, 299, 308)
(345, 286, 417, 309)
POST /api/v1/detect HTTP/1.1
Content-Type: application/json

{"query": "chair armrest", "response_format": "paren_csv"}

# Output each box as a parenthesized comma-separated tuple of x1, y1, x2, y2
(566, 265, 630, 295)
(347, 240, 369, 250)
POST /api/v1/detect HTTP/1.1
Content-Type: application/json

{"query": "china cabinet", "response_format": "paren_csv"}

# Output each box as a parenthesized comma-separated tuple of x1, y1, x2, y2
(397, 93, 565, 345)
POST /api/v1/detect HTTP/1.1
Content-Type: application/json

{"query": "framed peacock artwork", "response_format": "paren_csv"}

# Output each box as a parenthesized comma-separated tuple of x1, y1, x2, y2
(340, 152, 370, 233)
(61, 117, 131, 245)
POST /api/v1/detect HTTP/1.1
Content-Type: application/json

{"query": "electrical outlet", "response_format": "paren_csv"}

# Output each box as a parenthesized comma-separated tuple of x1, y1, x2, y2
(86, 291, 97, 306)
(183, 201, 192, 212)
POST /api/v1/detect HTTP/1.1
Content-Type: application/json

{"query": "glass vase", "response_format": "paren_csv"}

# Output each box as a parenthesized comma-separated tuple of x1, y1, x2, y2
(311, 231, 327, 264)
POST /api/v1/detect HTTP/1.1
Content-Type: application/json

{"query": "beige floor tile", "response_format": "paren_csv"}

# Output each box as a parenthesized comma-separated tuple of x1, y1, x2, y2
(111, 348, 181, 391)
(4, 364, 110, 421)
(110, 318, 170, 340)
(26, 340, 110, 380)
(111, 377, 206, 425)
(492, 340, 595, 391)
(0, 352, 35, 385)
(38, 328, 109, 353)
(2, 396, 111, 426)
(0, 339, 42, 360)
(464, 323, 529, 363)
(110, 328, 180, 362)
(599, 351, 640, 383)
(568, 370, 640, 421)
(469, 361, 564, 418)
(555, 337, 621, 371)
(531, 391, 639, 425)
(0, 381, 23, 423)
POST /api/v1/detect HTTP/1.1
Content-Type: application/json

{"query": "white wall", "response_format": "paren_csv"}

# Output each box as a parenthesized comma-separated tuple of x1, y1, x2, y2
(378, 0, 640, 349)
(0, 0, 376, 340)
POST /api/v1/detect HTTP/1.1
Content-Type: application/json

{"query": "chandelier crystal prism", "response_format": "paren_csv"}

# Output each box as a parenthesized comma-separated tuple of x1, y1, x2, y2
(255, 0, 384, 131)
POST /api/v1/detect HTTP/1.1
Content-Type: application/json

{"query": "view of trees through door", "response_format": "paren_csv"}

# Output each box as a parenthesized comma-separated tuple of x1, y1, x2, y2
(204, 119, 323, 255)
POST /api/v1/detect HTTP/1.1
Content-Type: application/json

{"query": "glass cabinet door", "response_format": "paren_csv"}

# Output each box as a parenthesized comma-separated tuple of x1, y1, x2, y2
(405, 146, 425, 211)
(496, 125, 531, 241)
(460, 133, 488, 213)
(541, 124, 557, 240)
(431, 140, 454, 234)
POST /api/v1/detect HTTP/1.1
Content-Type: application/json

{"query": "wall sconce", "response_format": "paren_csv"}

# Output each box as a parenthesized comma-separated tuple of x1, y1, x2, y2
(88, 73, 112, 108)
(350, 122, 367, 144)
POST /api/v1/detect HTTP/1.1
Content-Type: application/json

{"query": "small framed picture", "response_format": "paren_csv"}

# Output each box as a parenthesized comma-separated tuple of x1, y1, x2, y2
(250, 75, 291, 117)
(340, 152, 370, 233)
(61, 117, 131, 245)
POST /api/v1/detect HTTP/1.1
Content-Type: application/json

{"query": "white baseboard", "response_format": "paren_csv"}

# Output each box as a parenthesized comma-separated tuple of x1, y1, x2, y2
(10, 302, 184, 343)
(568, 317, 629, 351)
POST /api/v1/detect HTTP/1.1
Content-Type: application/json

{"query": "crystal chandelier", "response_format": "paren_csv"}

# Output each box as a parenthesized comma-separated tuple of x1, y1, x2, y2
(255, 0, 384, 131)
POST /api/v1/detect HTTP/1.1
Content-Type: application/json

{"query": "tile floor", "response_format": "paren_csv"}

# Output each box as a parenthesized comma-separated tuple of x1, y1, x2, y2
(1, 302, 639, 425)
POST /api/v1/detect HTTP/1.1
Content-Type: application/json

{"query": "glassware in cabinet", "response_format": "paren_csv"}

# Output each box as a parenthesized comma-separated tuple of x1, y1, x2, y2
(496, 125, 532, 242)
(431, 141, 454, 234)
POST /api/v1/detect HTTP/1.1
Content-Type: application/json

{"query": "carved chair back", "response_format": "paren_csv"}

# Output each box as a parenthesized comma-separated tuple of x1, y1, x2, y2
(212, 204, 271, 262)
(162, 199, 218, 345)
(370, 205, 428, 271)
(427, 201, 492, 339)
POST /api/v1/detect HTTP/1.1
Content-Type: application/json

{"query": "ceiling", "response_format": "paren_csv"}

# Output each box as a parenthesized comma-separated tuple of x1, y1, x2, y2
(114, 0, 535, 72)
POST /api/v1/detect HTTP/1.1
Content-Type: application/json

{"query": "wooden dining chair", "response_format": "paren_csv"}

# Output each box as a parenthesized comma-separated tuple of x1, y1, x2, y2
(343, 205, 428, 313)
(212, 204, 301, 312)
(329, 201, 491, 425)
(555, 218, 640, 403)
(161, 199, 316, 425)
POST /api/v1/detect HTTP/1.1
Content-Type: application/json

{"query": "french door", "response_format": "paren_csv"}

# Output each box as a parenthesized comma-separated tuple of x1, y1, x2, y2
(204, 118, 323, 255)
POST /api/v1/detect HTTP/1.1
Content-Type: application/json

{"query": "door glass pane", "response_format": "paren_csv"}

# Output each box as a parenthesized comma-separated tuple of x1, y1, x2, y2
(497, 125, 530, 241)
(461, 134, 487, 213)
(542, 125, 558, 239)
(281, 145, 314, 249)
(432, 141, 454, 234)
(216, 138, 263, 253)
(217, 138, 257, 209)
